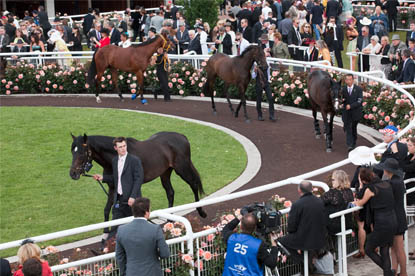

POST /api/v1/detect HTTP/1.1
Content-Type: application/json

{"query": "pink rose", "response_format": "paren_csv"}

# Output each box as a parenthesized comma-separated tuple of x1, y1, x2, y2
(372, 106, 377, 112)
(85, 83, 90, 88)
(132, 76, 137, 81)
(168, 82, 173, 88)
(5, 84, 10, 89)
(200, 93, 205, 97)
(283, 200, 292, 208)
(179, 90, 184, 95)
(182, 254, 192, 264)
(13, 86, 18, 91)
(198, 82, 203, 88)
(379, 120, 385, 126)
(165, 268, 171, 273)
(198, 248, 204, 257)
(45, 87, 49, 92)
(130, 83, 137, 89)
(1, 79, 6, 84)
(59, 86, 63, 90)
(131, 89, 136, 94)
(362, 102, 367, 106)
(6, 90, 11, 95)
(368, 114, 374, 120)
(107, 74, 111, 79)
(46, 80, 51, 85)
(185, 71, 190, 75)
(163, 222, 174, 231)
(207, 233, 215, 242)
(172, 78, 177, 83)
(52, 84, 58, 89)
(280, 92, 285, 97)
(73, 80, 78, 84)
(290, 83, 296, 89)
(203, 251, 212, 261)
(364, 114, 369, 120)
(18, 74, 23, 79)
(384, 116, 390, 122)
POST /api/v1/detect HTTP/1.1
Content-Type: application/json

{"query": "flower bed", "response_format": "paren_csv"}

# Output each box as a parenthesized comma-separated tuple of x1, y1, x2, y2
(1, 61, 413, 134)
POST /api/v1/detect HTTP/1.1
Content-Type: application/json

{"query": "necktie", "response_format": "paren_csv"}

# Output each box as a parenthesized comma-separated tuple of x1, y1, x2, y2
(237, 43, 241, 55)
(117, 156, 124, 195)
(348, 87, 352, 95)
(97, 31, 101, 40)
(295, 29, 301, 45)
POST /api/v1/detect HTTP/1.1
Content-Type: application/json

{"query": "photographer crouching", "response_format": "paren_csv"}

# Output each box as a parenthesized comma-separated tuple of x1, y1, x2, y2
(221, 205, 280, 275)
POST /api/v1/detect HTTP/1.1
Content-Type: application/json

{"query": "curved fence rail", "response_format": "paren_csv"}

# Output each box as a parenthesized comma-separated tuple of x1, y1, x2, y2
(1, 58, 414, 276)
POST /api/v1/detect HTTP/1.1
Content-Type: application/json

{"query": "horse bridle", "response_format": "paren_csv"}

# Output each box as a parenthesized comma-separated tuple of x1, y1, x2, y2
(158, 34, 172, 52)
(76, 143, 109, 196)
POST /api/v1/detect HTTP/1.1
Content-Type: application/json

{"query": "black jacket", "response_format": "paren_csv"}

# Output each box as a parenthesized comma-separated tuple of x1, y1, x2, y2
(324, 24, 344, 51)
(341, 84, 363, 123)
(117, 20, 128, 33)
(303, 47, 319, 61)
(397, 58, 415, 83)
(38, 11, 51, 30)
(287, 26, 301, 59)
(110, 28, 121, 45)
(222, 218, 279, 270)
(237, 9, 253, 26)
(176, 29, 190, 50)
(326, 0, 341, 19)
(380, 141, 408, 170)
(215, 33, 233, 55)
(240, 26, 253, 43)
(403, 154, 415, 206)
(384, 0, 399, 16)
(188, 36, 202, 54)
(82, 13, 95, 35)
(278, 193, 328, 250)
(103, 154, 144, 203)
(252, 21, 265, 43)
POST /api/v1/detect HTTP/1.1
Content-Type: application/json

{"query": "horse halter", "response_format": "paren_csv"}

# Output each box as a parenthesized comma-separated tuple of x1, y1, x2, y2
(158, 34, 171, 52)
(79, 143, 93, 175)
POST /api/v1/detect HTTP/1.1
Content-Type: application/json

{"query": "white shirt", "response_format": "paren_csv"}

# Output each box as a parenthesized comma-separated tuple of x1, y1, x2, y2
(199, 31, 208, 55)
(262, 6, 272, 19)
(117, 153, 127, 195)
(118, 39, 131, 48)
(238, 38, 250, 55)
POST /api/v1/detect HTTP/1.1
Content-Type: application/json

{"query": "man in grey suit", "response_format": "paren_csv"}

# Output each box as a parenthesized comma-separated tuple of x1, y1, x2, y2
(116, 197, 170, 276)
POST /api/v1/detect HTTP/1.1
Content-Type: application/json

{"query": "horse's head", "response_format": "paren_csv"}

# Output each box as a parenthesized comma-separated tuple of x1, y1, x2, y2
(253, 45, 268, 71)
(330, 79, 342, 111)
(69, 133, 93, 180)
(159, 29, 175, 52)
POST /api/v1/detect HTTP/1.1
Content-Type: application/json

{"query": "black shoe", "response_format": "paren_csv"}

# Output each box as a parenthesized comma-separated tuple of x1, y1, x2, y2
(269, 116, 276, 122)
(258, 115, 264, 121)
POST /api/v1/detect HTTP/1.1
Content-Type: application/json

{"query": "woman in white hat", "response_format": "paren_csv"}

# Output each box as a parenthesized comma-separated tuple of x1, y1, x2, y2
(362, 35, 381, 71)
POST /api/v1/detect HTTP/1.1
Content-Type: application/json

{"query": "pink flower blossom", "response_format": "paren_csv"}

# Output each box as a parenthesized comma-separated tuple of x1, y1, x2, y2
(195, 260, 204, 270)
(372, 106, 377, 112)
(283, 200, 292, 208)
(6, 90, 11, 95)
(132, 76, 137, 81)
(18, 74, 23, 79)
(5, 85, 10, 89)
(198, 82, 203, 88)
(283, 83, 289, 89)
(272, 71, 278, 77)
(107, 74, 111, 79)
(171, 228, 182, 237)
(59, 86, 63, 90)
(384, 116, 390, 122)
(379, 120, 385, 126)
(163, 222, 174, 231)
(203, 251, 212, 261)
(201, 61, 207, 67)
(198, 248, 204, 257)
(101, 84, 106, 88)
(201, 241, 208, 248)
(130, 83, 137, 89)
(165, 268, 171, 273)
(368, 114, 374, 120)
(200, 93, 205, 97)
(101, 76, 105, 81)
(131, 89, 136, 94)
(182, 254, 193, 264)
(53, 84, 58, 89)
(207, 233, 215, 242)
(85, 83, 90, 88)
(362, 102, 367, 106)
(168, 82, 173, 88)
(364, 114, 369, 120)
(179, 90, 184, 95)
(46, 80, 51, 85)
(1, 79, 6, 84)
(172, 78, 177, 83)
(185, 71, 190, 76)
(73, 80, 78, 84)
(45, 87, 49, 92)
(280, 92, 285, 97)
(290, 83, 296, 89)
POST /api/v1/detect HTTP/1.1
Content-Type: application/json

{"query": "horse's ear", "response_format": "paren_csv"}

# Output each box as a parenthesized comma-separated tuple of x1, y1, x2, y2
(83, 133, 88, 143)
(71, 133, 75, 140)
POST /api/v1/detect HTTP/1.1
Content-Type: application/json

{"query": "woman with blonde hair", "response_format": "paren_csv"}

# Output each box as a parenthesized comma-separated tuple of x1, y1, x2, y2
(316, 40, 332, 65)
(13, 241, 52, 276)
(322, 170, 354, 237)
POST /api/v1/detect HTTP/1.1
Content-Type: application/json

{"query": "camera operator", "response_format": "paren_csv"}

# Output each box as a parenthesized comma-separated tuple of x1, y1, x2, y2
(277, 181, 328, 266)
(222, 213, 279, 276)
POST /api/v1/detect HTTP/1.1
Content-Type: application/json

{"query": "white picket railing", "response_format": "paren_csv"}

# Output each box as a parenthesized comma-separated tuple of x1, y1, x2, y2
(1, 58, 414, 276)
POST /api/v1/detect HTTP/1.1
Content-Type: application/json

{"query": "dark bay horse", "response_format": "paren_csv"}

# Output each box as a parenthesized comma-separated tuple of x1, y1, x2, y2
(69, 132, 207, 232)
(87, 31, 174, 103)
(203, 45, 268, 122)
(307, 70, 342, 152)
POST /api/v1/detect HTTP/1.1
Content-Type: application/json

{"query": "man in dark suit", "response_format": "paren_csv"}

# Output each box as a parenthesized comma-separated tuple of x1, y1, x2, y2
(131, 6, 142, 42)
(326, 0, 340, 21)
(341, 74, 363, 151)
(384, 0, 399, 32)
(116, 197, 170, 276)
(82, 8, 95, 38)
(186, 30, 201, 54)
(37, 6, 51, 39)
(282, 0, 293, 19)
(170, 1, 179, 20)
(356, 26, 370, 71)
(108, 22, 121, 45)
(278, 181, 328, 264)
(116, 13, 128, 33)
(88, 23, 102, 51)
(259, 34, 274, 56)
(5, 17, 16, 42)
(237, 1, 253, 27)
(239, 18, 253, 43)
(0, 27, 10, 52)
(94, 136, 144, 240)
(251, 2, 262, 26)
(287, 18, 302, 61)
(324, 16, 344, 68)
(175, 22, 189, 54)
(373, 125, 408, 178)
(406, 22, 415, 46)
(397, 49, 415, 83)
(252, 15, 266, 44)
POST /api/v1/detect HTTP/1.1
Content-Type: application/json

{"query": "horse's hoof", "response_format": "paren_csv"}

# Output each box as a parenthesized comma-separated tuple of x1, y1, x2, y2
(96, 96, 102, 103)
(315, 135, 321, 139)
(326, 148, 332, 153)
(141, 99, 148, 105)
(234, 113, 239, 118)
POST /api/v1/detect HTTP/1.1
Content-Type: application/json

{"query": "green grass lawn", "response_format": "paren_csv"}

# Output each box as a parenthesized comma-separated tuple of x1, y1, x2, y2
(0, 107, 247, 257)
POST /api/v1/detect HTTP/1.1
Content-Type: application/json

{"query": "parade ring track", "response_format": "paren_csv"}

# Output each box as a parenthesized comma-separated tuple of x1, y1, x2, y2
(1, 94, 378, 222)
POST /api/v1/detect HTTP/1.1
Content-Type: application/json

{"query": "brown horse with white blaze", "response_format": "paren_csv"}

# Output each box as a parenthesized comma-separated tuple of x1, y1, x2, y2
(87, 30, 174, 103)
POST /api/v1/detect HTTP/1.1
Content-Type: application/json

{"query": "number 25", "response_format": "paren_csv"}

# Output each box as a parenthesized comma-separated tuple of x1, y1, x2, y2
(234, 243, 248, 255)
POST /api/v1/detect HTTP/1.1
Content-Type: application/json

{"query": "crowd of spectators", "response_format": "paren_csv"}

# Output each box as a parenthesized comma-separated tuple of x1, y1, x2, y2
(0, 0, 414, 82)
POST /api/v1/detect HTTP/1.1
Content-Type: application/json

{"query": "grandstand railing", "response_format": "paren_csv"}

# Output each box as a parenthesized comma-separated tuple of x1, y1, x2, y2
(1, 58, 414, 276)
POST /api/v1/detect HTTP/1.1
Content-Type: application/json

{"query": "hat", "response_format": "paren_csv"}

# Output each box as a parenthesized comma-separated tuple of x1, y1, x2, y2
(359, 17, 372, 26)
(374, 158, 404, 177)
(348, 146, 377, 166)
(194, 23, 204, 30)
(149, 27, 157, 33)
(260, 33, 269, 41)
(391, 34, 400, 41)
(379, 125, 398, 135)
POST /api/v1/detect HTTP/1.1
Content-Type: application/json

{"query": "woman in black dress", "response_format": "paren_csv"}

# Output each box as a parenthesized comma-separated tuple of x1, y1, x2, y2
(70, 26, 83, 56)
(375, 158, 408, 276)
(353, 168, 397, 276)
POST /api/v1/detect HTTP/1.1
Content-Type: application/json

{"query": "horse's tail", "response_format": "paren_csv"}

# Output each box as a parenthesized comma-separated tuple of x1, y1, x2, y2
(190, 161, 204, 196)
(87, 51, 97, 87)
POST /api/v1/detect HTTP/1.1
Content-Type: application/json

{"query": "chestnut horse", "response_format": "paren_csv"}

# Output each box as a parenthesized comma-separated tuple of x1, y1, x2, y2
(203, 45, 268, 122)
(87, 32, 173, 103)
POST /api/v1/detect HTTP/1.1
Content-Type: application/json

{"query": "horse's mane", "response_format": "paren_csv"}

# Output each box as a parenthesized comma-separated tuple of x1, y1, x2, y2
(132, 35, 161, 48)
(237, 45, 259, 58)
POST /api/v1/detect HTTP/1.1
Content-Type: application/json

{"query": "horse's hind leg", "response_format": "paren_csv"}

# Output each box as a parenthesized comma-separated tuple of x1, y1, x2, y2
(110, 68, 123, 101)
(312, 109, 321, 139)
(136, 70, 147, 104)
(95, 72, 103, 103)
(322, 111, 332, 152)
(223, 83, 235, 115)
(160, 168, 175, 208)
(173, 159, 207, 218)
(103, 186, 114, 235)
